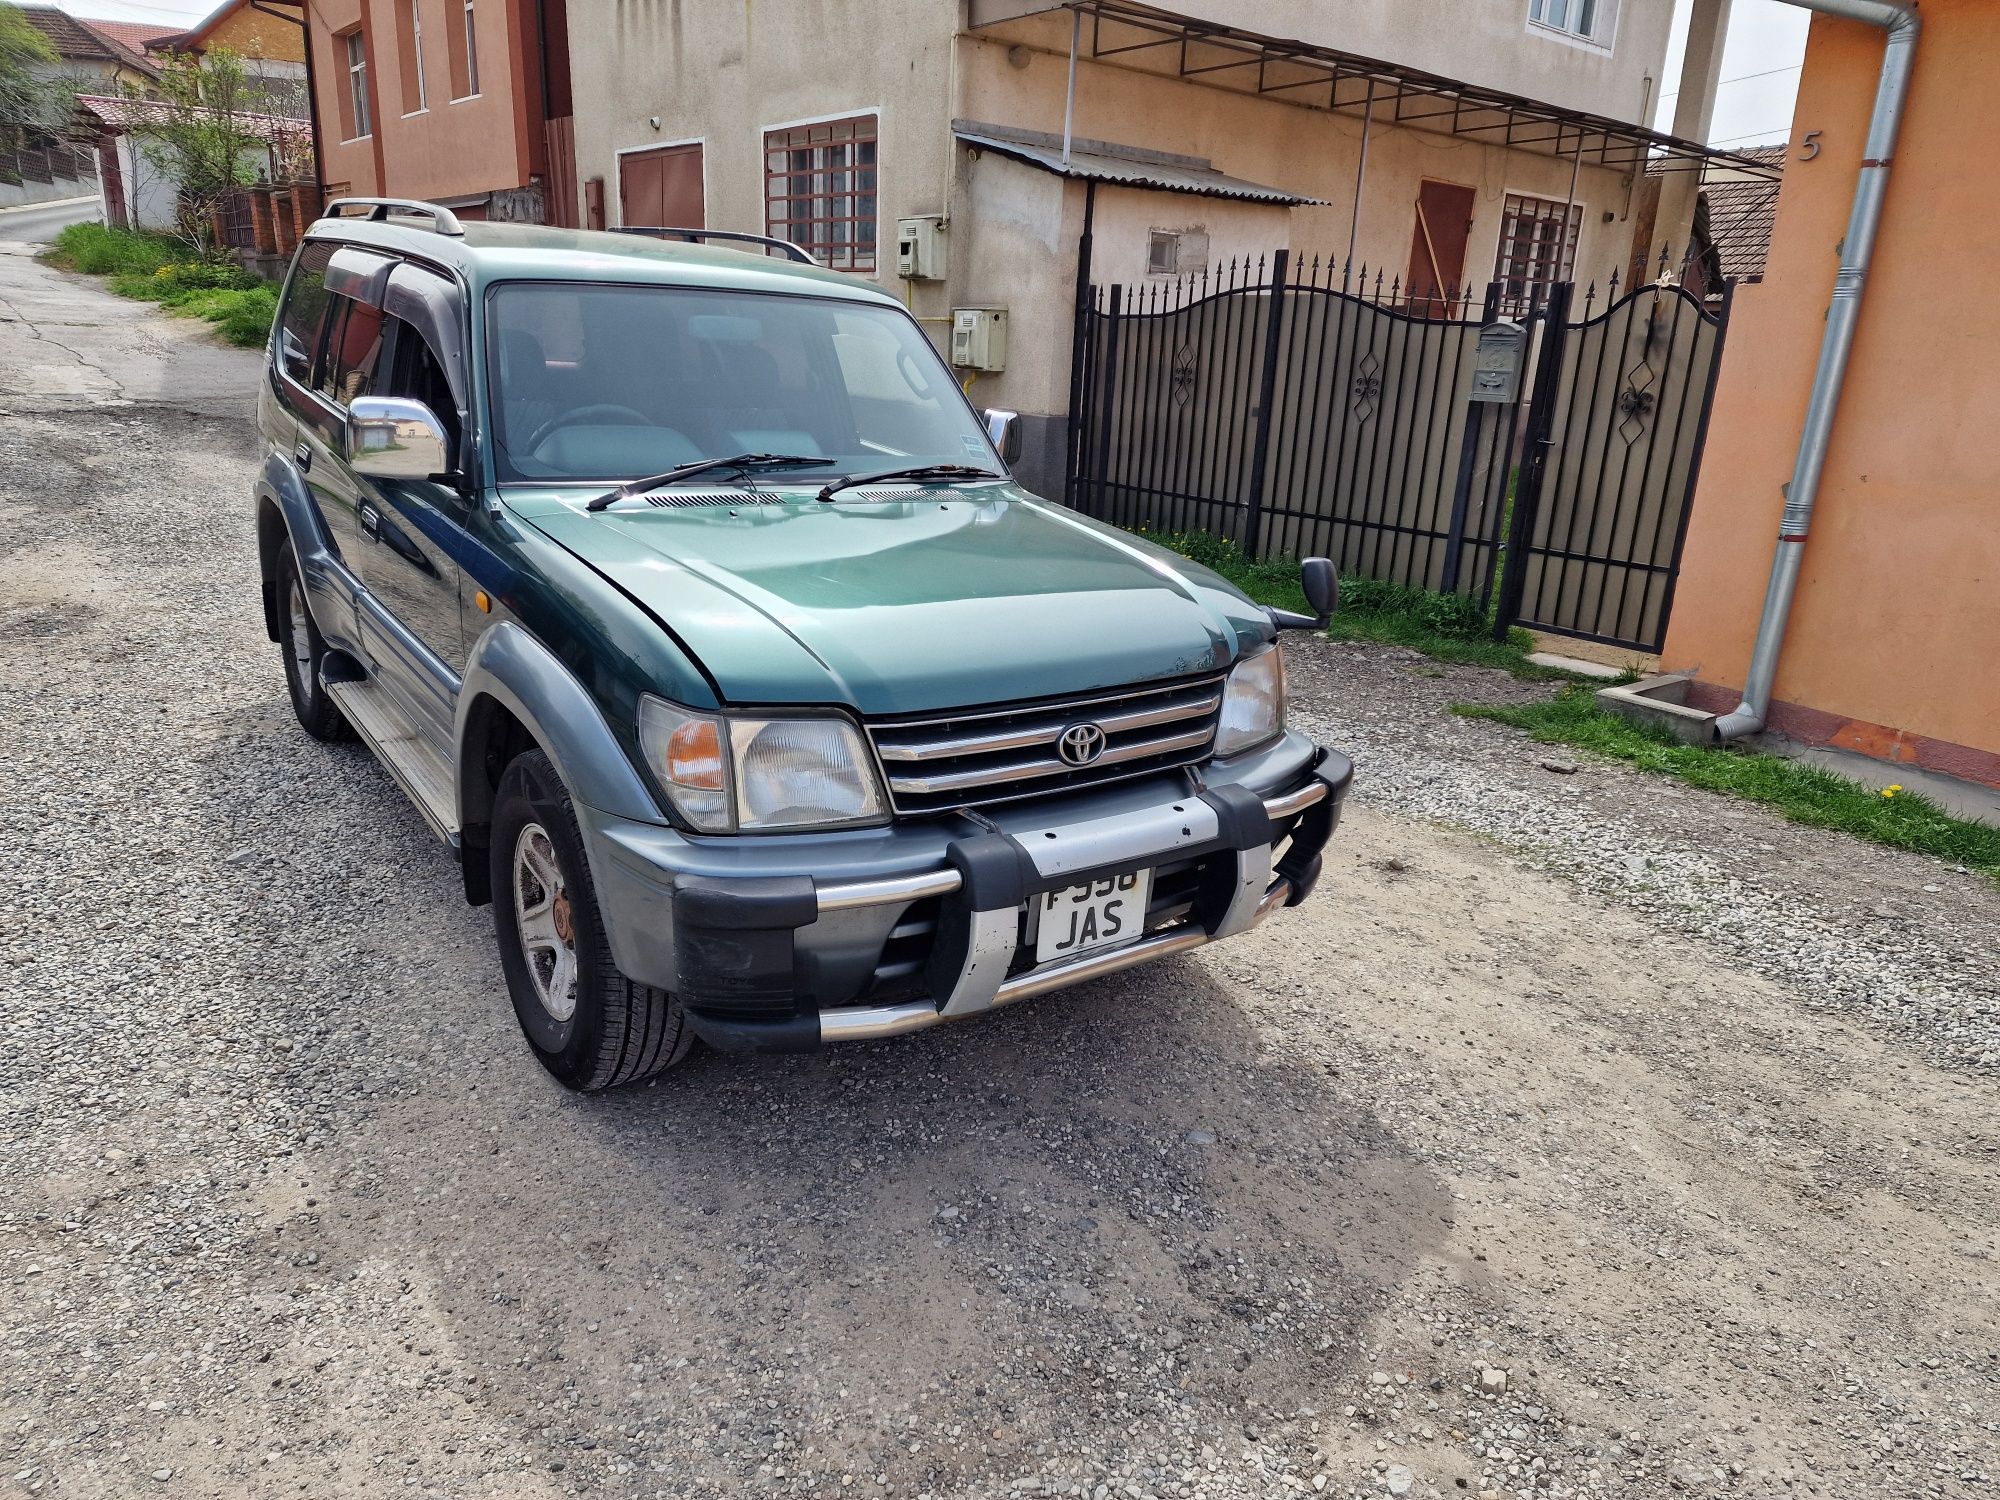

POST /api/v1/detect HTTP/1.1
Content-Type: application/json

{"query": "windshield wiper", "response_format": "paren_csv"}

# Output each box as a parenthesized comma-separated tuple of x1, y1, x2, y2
(816, 464, 1001, 504)
(584, 453, 831, 512)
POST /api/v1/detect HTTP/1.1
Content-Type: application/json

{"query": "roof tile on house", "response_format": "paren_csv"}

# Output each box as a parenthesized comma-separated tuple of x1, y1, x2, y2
(1702, 148, 1786, 282)
(74, 91, 308, 143)
(17, 6, 160, 74)
(78, 16, 176, 53)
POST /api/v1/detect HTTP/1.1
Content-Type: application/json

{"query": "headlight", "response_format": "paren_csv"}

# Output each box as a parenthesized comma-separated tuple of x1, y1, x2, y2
(638, 697, 886, 833)
(1215, 645, 1286, 756)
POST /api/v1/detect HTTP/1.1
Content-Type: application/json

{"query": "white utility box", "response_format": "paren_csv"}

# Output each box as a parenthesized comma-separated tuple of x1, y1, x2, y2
(950, 306, 1008, 371)
(895, 215, 947, 280)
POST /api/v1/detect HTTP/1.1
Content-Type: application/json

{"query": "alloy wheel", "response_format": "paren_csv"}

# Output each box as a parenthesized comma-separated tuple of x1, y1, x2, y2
(512, 821, 579, 1021)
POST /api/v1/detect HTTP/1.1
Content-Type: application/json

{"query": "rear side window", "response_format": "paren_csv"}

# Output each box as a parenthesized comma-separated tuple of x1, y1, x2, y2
(277, 242, 336, 385)
(318, 295, 388, 406)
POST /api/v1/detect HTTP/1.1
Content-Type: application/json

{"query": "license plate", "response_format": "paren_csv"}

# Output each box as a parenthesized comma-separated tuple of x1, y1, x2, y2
(1034, 870, 1152, 964)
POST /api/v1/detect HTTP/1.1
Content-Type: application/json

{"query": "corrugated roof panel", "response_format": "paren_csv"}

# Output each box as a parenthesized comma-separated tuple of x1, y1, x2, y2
(955, 129, 1324, 206)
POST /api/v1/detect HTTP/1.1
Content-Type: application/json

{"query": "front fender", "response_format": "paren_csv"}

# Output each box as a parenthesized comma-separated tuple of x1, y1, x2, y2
(456, 621, 664, 831)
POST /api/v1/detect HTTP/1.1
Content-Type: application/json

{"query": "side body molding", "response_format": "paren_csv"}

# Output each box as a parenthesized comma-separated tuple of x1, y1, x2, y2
(456, 621, 664, 832)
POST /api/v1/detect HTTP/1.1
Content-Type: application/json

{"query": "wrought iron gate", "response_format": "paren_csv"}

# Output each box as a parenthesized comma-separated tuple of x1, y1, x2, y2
(1495, 278, 1733, 650)
(1068, 252, 1733, 653)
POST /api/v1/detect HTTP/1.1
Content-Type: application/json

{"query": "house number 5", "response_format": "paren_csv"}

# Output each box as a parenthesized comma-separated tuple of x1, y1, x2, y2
(1798, 130, 1823, 161)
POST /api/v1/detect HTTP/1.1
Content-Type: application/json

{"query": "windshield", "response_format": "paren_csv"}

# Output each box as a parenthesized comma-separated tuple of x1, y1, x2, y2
(484, 282, 997, 484)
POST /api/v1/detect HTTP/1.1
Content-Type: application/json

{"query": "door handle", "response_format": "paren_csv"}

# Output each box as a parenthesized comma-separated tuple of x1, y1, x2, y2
(294, 440, 312, 473)
(360, 504, 381, 541)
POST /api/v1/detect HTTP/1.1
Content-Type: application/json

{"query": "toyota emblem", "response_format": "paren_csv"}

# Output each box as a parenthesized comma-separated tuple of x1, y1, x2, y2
(1057, 722, 1107, 767)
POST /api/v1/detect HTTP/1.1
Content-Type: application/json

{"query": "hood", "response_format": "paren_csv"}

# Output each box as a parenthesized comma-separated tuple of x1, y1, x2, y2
(515, 484, 1267, 715)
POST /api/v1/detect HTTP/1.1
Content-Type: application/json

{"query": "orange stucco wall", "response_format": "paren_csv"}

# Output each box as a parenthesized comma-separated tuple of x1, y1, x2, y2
(307, 0, 534, 203)
(1661, 1, 2000, 762)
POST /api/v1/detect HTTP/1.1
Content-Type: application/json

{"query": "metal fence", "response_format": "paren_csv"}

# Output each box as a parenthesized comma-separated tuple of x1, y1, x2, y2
(1068, 250, 1731, 652)
(0, 141, 95, 189)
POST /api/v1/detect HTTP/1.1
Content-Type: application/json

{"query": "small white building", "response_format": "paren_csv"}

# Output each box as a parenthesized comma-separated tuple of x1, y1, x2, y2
(74, 94, 307, 235)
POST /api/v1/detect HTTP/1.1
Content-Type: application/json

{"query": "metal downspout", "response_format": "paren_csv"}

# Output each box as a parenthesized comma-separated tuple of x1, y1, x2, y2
(1712, 0, 1919, 741)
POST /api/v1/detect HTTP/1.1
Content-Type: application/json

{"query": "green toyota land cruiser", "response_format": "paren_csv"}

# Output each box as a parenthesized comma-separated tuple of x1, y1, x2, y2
(255, 198, 1352, 1091)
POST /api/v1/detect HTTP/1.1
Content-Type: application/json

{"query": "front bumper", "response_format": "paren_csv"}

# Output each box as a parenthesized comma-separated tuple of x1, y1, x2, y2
(576, 736, 1352, 1051)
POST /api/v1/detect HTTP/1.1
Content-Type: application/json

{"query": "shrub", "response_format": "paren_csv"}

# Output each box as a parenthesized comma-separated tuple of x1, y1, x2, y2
(50, 221, 178, 277)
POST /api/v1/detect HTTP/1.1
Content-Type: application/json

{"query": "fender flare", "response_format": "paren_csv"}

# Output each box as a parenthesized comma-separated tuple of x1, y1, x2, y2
(254, 453, 332, 638)
(456, 621, 664, 833)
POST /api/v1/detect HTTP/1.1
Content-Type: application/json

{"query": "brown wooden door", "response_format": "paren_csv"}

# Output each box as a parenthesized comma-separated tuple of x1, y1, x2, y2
(618, 143, 704, 229)
(1405, 179, 1476, 317)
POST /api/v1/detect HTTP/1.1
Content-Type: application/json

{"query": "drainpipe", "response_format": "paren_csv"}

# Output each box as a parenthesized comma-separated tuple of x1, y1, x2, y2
(1711, 0, 1919, 742)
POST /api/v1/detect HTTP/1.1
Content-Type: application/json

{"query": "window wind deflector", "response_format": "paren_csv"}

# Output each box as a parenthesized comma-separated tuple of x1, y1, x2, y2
(584, 454, 832, 512)
(815, 464, 1000, 504)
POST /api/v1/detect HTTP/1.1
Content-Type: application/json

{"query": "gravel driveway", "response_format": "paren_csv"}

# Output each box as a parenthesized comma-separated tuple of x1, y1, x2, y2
(3, 245, 1996, 1500)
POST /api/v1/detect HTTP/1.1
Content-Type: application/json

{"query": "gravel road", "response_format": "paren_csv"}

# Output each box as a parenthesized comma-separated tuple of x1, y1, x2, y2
(3, 245, 1996, 1500)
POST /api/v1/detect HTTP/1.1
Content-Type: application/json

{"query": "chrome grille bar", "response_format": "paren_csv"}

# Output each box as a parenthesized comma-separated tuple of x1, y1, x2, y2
(875, 689, 1221, 763)
(886, 723, 1216, 797)
(866, 674, 1226, 815)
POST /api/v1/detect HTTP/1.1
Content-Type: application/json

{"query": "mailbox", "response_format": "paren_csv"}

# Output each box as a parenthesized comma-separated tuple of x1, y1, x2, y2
(1470, 320, 1527, 404)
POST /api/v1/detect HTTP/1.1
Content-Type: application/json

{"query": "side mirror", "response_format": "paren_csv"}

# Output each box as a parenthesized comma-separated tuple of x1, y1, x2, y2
(348, 395, 451, 481)
(983, 407, 1023, 467)
(1301, 556, 1338, 624)
(1268, 555, 1339, 631)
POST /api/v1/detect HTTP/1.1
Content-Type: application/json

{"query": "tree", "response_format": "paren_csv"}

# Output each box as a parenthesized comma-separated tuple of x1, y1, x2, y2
(128, 47, 268, 253)
(0, 2, 65, 153)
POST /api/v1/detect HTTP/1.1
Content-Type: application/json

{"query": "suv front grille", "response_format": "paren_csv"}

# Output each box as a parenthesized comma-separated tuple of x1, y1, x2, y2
(867, 676, 1223, 816)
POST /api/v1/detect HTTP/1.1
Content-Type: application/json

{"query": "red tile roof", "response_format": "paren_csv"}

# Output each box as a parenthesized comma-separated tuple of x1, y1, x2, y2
(74, 91, 309, 143)
(75, 16, 175, 53)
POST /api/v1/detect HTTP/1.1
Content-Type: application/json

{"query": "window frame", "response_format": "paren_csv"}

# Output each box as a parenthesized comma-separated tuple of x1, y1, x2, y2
(1492, 191, 1584, 318)
(454, 0, 479, 99)
(397, 0, 427, 115)
(761, 110, 881, 273)
(342, 30, 372, 141)
(1526, 0, 1617, 50)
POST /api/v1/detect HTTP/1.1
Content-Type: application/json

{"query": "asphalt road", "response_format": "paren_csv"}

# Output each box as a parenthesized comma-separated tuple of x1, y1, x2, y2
(0, 194, 102, 245)
(3, 246, 1995, 1500)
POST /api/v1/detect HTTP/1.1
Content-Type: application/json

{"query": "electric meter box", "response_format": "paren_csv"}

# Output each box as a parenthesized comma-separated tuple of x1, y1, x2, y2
(950, 307, 1008, 372)
(896, 215, 947, 280)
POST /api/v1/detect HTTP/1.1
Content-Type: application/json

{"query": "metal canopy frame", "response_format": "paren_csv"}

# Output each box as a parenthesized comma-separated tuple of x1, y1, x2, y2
(972, 0, 1782, 182)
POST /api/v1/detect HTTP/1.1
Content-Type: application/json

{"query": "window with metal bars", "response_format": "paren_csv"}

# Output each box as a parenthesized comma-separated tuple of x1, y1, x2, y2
(763, 115, 878, 271)
(1494, 193, 1582, 316)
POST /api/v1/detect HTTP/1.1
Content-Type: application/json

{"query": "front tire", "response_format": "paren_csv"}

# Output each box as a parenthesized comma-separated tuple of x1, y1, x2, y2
(490, 749, 693, 1091)
(276, 547, 351, 742)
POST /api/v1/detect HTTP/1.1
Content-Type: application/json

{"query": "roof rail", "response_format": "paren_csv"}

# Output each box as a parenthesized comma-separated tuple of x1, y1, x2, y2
(611, 226, 816, 265)
(323, 197, 466, 237)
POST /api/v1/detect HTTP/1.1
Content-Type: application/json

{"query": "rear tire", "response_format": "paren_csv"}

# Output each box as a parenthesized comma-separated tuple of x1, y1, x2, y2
(276, 547, 351, 742)
(490, 748, 693, 1091)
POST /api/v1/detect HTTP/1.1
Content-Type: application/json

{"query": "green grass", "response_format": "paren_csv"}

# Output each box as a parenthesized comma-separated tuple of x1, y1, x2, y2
(1134, 527, 1585, 681)
(1458, 685, 2000, 880)
(47, 222, 277, 349)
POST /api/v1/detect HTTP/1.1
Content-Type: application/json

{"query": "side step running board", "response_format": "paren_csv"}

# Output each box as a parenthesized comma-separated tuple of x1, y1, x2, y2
(324, 677, 460, 846)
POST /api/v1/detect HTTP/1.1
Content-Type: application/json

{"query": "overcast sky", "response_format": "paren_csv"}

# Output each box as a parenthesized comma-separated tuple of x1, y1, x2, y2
(50, 0, 1815, 149)
(1656, 0, 1812, 147)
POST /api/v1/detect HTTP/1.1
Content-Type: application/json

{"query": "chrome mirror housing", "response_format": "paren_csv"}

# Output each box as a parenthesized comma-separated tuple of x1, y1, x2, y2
(983, 407, 1023, 467)
(348, 396, 451, 480)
